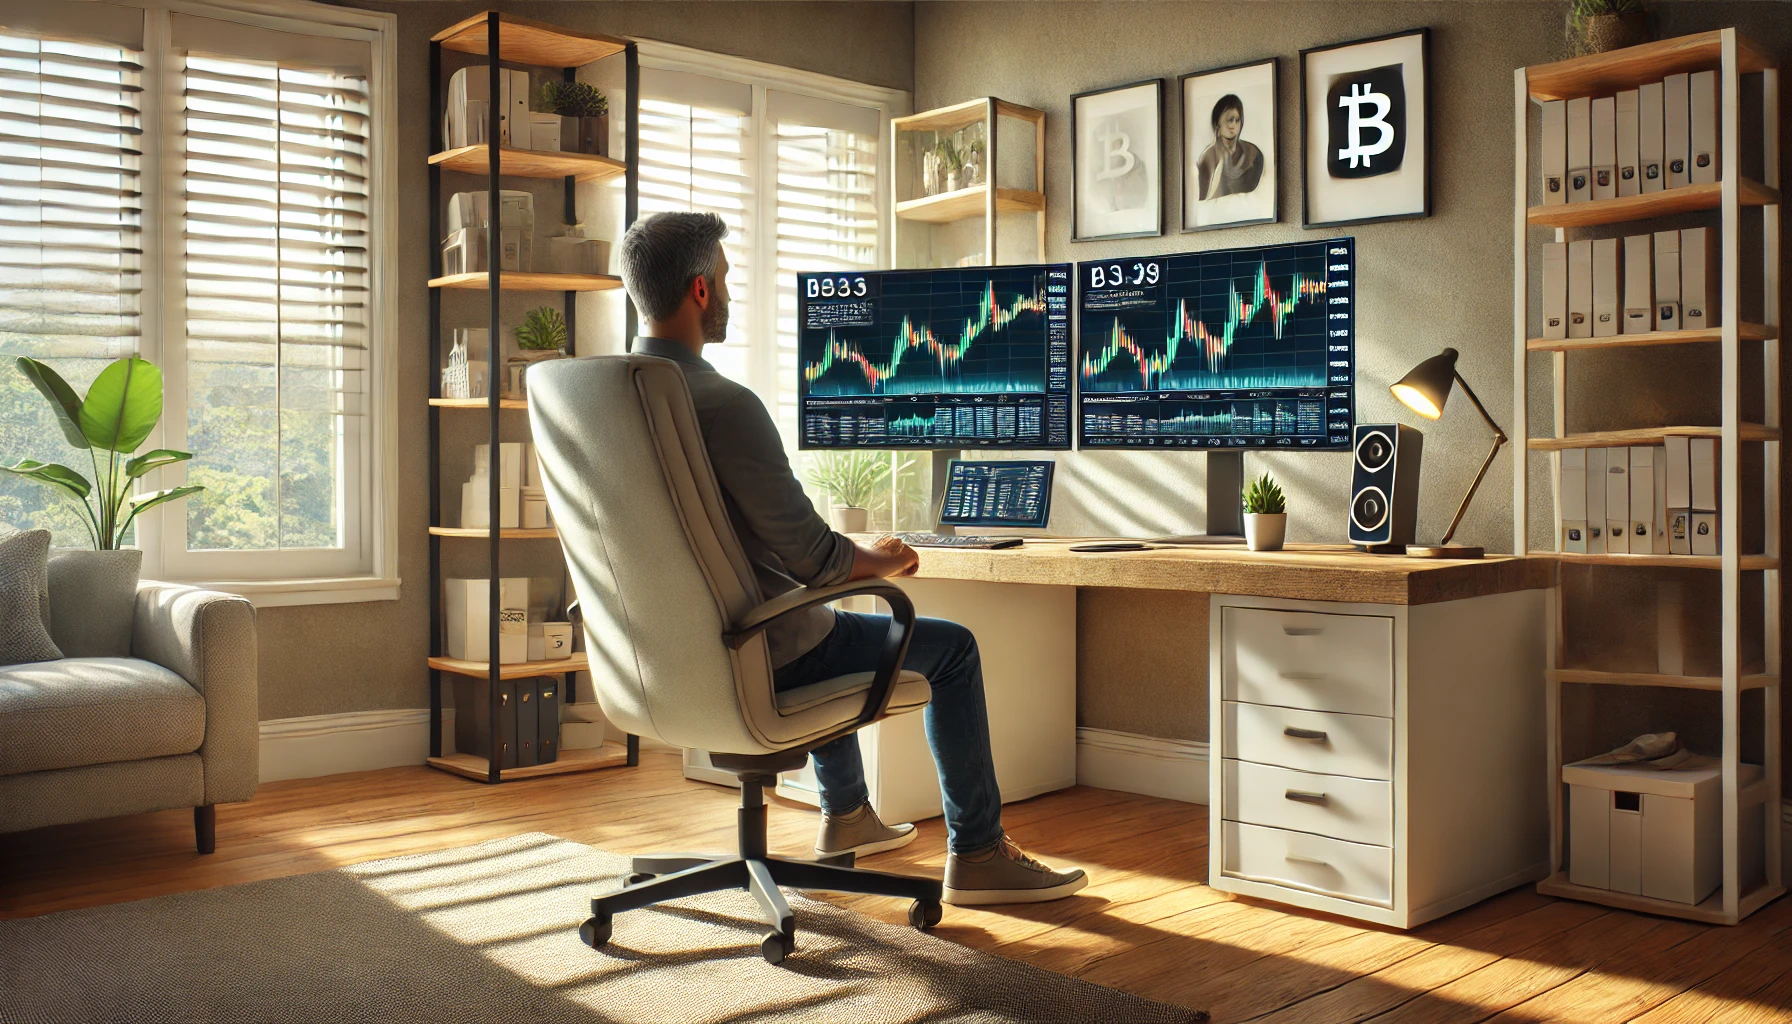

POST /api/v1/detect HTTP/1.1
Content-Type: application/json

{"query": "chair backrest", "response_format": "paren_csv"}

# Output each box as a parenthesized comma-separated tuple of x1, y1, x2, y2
(527, 354, 787, 755)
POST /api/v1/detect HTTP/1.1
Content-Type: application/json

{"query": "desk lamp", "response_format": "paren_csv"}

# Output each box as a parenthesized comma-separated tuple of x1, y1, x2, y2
(1389, 347, 1506, 559)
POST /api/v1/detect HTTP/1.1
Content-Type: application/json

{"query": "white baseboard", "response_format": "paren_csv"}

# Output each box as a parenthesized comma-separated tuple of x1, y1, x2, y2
(1075, 727, 1209, 805)
(259, 708, 456, 783)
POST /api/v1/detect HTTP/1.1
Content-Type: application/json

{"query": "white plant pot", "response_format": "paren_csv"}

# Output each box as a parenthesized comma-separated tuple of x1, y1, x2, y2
(1244, 513, 1287, 552)
(829, 506, 870, 535)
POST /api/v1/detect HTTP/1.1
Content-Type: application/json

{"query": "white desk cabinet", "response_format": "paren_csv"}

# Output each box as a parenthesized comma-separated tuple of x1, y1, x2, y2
(1210, 590, 1549, 928)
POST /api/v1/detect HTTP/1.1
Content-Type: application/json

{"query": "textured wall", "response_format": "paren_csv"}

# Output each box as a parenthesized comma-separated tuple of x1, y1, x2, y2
(915, 1, 1790, 763)
(255, 1, 913, 721)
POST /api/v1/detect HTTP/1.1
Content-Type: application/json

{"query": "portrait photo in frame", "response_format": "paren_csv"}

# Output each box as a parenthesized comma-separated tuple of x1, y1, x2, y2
(1072, 79, 1164, 241)
(1300, 28, 1430, 228)
(1181, 58, 1277, 232)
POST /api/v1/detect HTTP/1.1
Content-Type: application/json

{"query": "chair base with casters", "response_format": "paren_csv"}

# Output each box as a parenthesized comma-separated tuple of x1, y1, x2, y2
(581, 748, 943, 964)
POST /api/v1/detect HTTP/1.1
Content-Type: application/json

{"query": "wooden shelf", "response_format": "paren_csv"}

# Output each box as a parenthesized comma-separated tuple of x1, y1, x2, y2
(427, 741, 629, 782)
(429, 526, 556, 539)
(892, 97, 1043, 134)
(1529, 551, 1780, 570)
(1527, 323, 1775, 352)
(1526, 424, 1779, 450)
(1547, 667, 1777, 691)
(432, 11, 627, 67)
(895, 185, 1044, 224)
(430, 397, 528, 410)
(429, 145, 625, 183)
(430, 652, 588, 680)
(1527, 179, 1780, 229)
(1537, 873, 1783, 926)
(429, 271, 622, 292)
(1524, 30, 1776, 102)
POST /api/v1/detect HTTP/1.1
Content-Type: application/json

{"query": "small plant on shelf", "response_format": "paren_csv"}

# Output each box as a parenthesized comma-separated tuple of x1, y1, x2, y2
(515, 305, 567, 354)
(540, 80, 609, 157)
(1241, 472, 1287, 552)
(1566, 0, 1649, 55)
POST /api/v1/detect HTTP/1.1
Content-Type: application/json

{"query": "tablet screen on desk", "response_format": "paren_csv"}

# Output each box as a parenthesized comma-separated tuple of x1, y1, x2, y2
(939, 460, 1054, 530)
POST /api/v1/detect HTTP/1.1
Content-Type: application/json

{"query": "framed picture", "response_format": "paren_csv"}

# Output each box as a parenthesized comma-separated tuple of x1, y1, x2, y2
(1180, 58, 1277, 232)
(1300, 28, 1430, 228)
(1072, 79, 1163, 241)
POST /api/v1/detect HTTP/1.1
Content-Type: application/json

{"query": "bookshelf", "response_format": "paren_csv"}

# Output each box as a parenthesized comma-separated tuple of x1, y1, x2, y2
(1511, 28, 1782, 924)
(426, 11, 640, 784)
(890, 98, 1045, 267)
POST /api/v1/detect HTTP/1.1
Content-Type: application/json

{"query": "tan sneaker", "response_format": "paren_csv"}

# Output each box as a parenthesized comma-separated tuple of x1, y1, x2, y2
(943, 834, 1088, 905)
(814, 804, 917, 859)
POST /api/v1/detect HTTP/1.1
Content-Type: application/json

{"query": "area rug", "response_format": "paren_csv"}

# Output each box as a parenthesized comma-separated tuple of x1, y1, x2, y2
(0, 832, 1207, 1023)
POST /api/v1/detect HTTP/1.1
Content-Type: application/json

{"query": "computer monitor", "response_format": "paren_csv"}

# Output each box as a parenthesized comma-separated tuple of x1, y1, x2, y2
(796, 264, 1073, 450)
(1076, 238, 1355, 450)
(937, 460, 1054, 530)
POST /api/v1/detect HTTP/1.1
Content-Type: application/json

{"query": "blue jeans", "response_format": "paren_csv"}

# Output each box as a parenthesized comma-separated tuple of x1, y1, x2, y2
(773, 611, 1004, 854)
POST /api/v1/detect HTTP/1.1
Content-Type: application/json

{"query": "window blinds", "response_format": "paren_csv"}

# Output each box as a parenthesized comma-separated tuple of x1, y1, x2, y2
(177, 24, 370, 550)
(0, 11, 143, 362)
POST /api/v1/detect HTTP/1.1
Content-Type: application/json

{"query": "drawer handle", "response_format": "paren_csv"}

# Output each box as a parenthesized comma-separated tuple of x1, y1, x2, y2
(1285, 853, 1330, 866)
(1283, 726, 1329, 741)
(1285, 789, 1330, 805)
(1282, 626, 1323, 637)
(1278, 671, 1327, 682)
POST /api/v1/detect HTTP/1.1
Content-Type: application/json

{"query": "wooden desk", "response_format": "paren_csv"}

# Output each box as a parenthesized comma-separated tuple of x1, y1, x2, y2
(906, 540, 1555, 605)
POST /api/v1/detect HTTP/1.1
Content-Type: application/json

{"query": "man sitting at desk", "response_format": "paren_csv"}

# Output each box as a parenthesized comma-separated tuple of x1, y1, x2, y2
(618, 211, 1087, 906)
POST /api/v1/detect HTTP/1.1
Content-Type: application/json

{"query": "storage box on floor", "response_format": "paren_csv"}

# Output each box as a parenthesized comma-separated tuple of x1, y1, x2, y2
(1566, 758, 1765, 905)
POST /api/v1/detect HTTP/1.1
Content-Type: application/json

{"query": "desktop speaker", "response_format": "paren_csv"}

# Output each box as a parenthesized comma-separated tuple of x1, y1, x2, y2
(1348, 424, 1424, 551)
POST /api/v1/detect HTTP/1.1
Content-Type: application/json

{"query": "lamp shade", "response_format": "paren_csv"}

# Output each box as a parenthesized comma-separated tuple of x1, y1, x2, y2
(1390, 347, 1459, 421)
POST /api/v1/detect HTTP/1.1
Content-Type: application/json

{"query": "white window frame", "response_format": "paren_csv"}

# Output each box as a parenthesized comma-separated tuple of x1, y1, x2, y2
(78, 0, 399, 606)
(634, 41, 908, 416)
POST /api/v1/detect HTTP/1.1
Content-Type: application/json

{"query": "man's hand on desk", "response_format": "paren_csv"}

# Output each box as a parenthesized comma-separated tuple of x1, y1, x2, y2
(848, 534, 919, 580)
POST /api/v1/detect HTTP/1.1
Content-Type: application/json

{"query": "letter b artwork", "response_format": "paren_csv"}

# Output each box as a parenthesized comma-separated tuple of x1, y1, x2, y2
(1300, 28, 1429, 227)
(1326, 64, 1406, 179)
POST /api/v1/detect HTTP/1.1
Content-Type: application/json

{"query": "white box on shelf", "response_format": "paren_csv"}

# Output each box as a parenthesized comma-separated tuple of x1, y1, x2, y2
(1559, 447, 1587, 553)
(1565, 758, 1764, 904)
(1628, 446, 1654, 552)
(1592, 237, 1620, 337)
(521, 487, 549, 529)
(542, 622, 574, 659)
(1638, 81, 1664, 192)
(1622, 234, 1653, 335)
(459, 482, 518, 529)
(1688, 70, 1717, 184)
(1604, 446, 1629, 555)
(1652, 445, 1670, 554)
(1568, 239, 1593, 339)
(445, 577, 530, 664)
(1681, 226, 1716, 332)
(1663, 72, 1690, 189)
(1616, 89, 1640, 197)
(1690, 511, 1718, 556)
(1591, 96, 1616, 200)
(1688, 436, 1717, 511)
(1653, 230, 1681, 331)
(1586, 446, 1607, 554)
(1664, 434, 1691, 555)
(1566, 96, 1592, 203)
(527, 621, 545, 662)
(1541, 99, 1567, 205)
(1542, 242, 1568, 340)
(529, 113, 561, 152)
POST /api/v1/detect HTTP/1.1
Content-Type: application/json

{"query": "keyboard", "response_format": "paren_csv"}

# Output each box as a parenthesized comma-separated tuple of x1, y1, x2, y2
(890, 532, 1024, 550)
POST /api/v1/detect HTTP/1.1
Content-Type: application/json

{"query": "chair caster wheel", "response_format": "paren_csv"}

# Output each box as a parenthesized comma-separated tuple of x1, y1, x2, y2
(761, 930, 794, 964)
(624, 873, 654, 886)
(908, 899, 942, 930)
(580, 914, 612, 949)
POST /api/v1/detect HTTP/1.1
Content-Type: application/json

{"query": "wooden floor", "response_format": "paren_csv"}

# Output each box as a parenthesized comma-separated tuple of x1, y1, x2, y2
(3, 751, 1788, 1023)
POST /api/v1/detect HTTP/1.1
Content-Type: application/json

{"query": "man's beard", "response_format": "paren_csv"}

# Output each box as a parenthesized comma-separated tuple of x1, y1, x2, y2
(701, 286, 729, 344)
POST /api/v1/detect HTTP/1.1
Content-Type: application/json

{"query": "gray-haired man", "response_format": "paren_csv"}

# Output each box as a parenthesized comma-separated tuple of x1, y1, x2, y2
(616, 211, 1086, 905)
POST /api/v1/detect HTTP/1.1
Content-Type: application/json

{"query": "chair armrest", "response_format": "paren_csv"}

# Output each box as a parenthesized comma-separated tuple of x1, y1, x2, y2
(133, 583, 259, 806)
(725, 579, 918, 736)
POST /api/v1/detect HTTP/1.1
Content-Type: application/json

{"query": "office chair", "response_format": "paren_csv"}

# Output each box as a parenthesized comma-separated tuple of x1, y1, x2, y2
(527, 353, 942, 964)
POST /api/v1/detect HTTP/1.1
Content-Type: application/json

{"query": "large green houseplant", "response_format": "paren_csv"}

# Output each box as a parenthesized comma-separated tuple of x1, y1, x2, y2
(3, 356, 202, 551)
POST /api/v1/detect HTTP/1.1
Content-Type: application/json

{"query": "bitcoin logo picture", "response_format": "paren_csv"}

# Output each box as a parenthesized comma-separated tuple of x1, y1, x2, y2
(1325, 64, 1406, 179)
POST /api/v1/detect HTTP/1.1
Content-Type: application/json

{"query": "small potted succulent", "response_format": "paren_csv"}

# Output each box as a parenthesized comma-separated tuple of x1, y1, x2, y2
(1241, 472, 1287, 552)
(507, 306, 567, 397)
(936, 138, 964, 193)
(540, 79, 609, 156)
(1567, 0, 1649, 56)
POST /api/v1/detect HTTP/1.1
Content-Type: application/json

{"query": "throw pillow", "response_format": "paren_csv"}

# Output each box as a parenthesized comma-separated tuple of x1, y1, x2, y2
(0, 530, 63, 666)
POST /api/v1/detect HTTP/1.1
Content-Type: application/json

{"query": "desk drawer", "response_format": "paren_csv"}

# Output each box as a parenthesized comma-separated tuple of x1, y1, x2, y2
(1223, 758, 1393, 846)
(1222, 820, 1392, 908)
(1224, 701, 1393, 781)
(1222, 607, 1393, 717)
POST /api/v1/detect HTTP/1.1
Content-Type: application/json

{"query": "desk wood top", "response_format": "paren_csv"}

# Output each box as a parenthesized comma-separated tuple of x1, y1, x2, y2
(898, 540, 1556, 606)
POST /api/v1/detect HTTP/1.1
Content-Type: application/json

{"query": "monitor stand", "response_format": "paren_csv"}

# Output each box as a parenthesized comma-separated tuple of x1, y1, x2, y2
(1152, 449, 1247, 546)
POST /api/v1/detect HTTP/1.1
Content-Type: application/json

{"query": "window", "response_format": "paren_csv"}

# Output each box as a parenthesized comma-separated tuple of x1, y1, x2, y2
(0, 0, 396, 601)
(635, 46, 901, 450)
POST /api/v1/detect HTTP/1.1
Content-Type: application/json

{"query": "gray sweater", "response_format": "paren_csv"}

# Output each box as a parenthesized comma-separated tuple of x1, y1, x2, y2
(634, 336, 853, 667)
